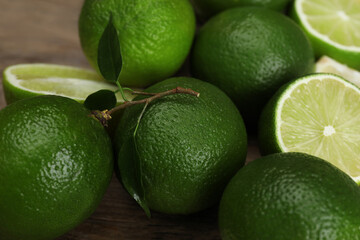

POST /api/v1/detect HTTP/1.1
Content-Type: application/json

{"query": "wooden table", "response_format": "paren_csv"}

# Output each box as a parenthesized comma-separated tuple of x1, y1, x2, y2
(0, 1, 260, 239)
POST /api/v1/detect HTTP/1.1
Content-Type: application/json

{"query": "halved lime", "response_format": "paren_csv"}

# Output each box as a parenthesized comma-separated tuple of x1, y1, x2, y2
(2, 63, 135, 104)
(258, 73, 360, 184)
(316, 56, 360, 87)
(292, 0, 360, 69)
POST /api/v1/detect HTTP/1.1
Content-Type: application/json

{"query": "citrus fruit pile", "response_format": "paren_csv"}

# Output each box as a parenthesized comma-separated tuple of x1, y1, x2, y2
(1, 0, 360, 239)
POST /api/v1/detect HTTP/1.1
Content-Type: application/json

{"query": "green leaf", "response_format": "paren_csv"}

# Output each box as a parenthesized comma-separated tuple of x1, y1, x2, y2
(97, 14, 122, 82)
(118, 102, 150, 217)
(118, 135, 151, 217)
(84, 89, 116, 110)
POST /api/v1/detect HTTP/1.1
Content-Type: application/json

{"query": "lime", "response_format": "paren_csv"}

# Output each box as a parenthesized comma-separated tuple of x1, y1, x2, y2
(2, 63, 135, 104)
(316, 56, 360, 86)
(0, 95, 113, 240)
(219, 152, 360, 240)
(115, 77, 247, 214)
(191, 0, 292, 20)
(191, 7, 314, 126)
(258, 73, 360, 183)
(79, 0, 196, 87)
(291, 0, 360, 70)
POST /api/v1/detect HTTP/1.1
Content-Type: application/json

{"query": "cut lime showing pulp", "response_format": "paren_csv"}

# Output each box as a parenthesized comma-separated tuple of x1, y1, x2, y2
(316, 56, 360, 87)
(292, 0, 360, 69)
(2, 63, 135, 104)
(259, 73, 360, 184)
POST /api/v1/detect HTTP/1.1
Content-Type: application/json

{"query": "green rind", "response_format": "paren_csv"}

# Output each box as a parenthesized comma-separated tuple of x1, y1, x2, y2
(257, 81, 286, 155)
(0, 95, 113, 240)
(115, 77, 247, 214)
(219, 152, 360, 240)
(2, 74, 41, 104)
(290, 2, 360, 70)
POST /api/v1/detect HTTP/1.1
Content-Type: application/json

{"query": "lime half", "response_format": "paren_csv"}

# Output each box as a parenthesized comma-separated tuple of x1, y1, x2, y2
(259, 73, 360, 184)
(292, 0, 360, 69)
(2, 63, 134, 104)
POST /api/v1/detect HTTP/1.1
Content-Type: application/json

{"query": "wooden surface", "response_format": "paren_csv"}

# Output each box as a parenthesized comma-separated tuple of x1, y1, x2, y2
(0, 0, 260, 239)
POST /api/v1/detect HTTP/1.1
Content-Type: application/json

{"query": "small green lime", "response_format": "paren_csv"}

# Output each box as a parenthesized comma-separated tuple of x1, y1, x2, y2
(79, 0, 196, 87)
(219, 152, 360, 240)
(191, 7, 314, 126)
(115, 77, 247, 214)
(0, 95, 113, 240)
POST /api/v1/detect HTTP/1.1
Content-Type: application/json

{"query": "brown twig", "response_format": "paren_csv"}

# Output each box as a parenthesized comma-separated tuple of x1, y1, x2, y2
(107, 86, 200, 115)
(91, 87, 200, 126)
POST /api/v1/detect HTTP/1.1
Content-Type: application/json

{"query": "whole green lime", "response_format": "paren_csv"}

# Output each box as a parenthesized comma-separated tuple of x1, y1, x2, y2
(191, 0, 292, 20)
(0, 95, 113, 240)
(219, 152, 360, 240)
(191, 7, 314, 126)
(79, 0, 196, 87)
(115, 77, 247, 214)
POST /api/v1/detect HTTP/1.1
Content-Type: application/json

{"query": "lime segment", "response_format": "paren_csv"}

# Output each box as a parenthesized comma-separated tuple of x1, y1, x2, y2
(2, 63, 135, 104)
(275, 74, 360, 183)
(316, 56, 360, 86)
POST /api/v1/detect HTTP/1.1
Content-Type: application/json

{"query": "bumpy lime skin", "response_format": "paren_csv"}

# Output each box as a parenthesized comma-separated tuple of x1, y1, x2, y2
(219, 152, 360, 240)
(79, 0, 196, 87)
(0, 95, 113, 240)
(115, 77, 247, 214)
(191, 7, 314, 126)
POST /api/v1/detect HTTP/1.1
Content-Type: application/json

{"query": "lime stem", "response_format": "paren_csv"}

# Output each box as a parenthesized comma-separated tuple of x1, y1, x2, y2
(116, 79, 129, 102)
(107, 86, 200, 116)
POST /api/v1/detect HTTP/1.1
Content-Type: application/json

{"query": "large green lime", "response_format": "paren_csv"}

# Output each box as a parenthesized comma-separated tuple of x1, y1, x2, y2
(219, 152, 360, 240)
(0, 95, 113, 240)
(191, 0, 292, 20)
(79, 0, 196, 87)
(115, 77, 247, 214)
(191, 7, 314, 126)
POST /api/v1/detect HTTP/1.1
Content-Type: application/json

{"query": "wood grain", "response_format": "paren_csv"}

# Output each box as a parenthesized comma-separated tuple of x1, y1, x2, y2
(0, 1, 260, 239)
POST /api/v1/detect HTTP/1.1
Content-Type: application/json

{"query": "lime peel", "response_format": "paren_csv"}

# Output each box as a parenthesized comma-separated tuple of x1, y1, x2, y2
(3, 63, 135, 104)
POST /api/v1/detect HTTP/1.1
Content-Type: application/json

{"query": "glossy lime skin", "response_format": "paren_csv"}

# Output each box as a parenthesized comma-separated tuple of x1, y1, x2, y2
(191, 0, 292, 20)
(219, 152, 360, 240)
(115, 77, 247, 214)
(191, 7, 314, 126)
(79, 0, 196, 87)
(0, 95, 113, 240)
